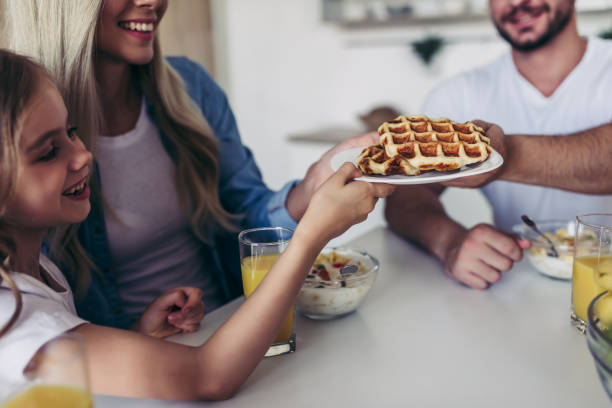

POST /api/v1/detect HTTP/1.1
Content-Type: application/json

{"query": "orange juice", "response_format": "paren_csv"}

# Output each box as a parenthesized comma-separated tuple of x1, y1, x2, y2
(2, 384, 92, 408)
(572, 256, 612, 322)
(241, 254, 294, 342)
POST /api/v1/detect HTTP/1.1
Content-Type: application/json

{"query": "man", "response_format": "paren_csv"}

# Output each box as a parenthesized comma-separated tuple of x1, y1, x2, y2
(385, 0, 612, 289)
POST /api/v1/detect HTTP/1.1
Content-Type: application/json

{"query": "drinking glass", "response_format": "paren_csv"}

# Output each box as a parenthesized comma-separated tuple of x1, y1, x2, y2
(1, 333, 92, 407)
(239, 227, 295, 357)
(586, 291, 612, 399)
(571, 214, 612, 333)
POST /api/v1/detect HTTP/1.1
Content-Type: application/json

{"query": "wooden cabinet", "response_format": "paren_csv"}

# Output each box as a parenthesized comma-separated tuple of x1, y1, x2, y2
(158, 0, 215, 75)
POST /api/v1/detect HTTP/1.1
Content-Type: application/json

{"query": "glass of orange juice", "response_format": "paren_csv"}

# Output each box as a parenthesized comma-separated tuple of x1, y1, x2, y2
(2, 333, 92, 407)
(239, 227, 295, 357)
(571, 214, 612, 333)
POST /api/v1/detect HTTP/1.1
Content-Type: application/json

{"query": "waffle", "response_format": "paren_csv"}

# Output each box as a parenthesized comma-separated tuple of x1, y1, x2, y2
(357, 115, 491, 176)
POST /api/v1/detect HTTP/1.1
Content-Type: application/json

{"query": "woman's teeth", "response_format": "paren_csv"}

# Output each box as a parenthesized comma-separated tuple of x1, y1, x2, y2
(64, 181, 86, 196)
(119, 22, 154, 32)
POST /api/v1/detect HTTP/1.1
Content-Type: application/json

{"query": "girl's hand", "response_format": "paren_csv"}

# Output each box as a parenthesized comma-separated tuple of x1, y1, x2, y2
(132, 287, 205, 338)
(286, 132, 380, 221)
(297, 162, 395, 244)
(305, 132, 380, 190)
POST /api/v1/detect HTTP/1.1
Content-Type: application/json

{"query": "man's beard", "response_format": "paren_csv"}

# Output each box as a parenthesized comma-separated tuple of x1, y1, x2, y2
(494, 2, 574, 52)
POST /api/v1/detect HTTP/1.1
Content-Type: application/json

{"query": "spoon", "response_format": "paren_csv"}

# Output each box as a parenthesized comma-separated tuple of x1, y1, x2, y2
(340, 264, 358, 276)
(521, 215, 558, 258)
(339, 264, 358, 288)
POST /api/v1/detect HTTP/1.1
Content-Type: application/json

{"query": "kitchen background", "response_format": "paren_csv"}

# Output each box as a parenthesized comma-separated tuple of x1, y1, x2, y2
(164, 0, 612, 244)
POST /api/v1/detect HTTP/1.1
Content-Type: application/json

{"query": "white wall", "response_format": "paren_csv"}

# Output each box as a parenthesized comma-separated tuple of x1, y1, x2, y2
(211, 0, 612, 243)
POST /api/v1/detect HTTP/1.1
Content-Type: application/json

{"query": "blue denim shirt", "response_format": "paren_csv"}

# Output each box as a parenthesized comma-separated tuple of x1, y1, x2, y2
(72, 57, 298, 328)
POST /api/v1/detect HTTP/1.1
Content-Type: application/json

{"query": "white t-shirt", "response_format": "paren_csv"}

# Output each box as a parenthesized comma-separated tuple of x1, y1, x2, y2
(421, 37, 612, 232)
(0, 255, 87, 397)
(96, 100, 224, 320)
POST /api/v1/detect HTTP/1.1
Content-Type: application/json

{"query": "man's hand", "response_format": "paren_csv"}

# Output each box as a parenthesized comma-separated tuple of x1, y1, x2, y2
(443, 224, 530, 289)
(132, 287, 205, 338)
(442, 120, 509, 188)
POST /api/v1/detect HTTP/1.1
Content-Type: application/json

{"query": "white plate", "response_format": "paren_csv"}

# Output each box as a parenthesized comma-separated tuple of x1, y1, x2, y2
(330, 147, 504, 185)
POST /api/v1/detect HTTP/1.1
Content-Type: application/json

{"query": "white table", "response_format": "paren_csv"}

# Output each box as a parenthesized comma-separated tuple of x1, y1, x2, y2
(95, 227, 610, 407)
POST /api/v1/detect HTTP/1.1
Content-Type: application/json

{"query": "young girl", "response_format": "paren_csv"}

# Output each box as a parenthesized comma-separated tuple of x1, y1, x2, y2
(3, 0, 380, 329)
(0, 50, 393, 400)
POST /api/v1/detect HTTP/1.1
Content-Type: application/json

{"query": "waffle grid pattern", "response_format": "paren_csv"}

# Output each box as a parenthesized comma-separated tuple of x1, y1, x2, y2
(357, 115, 492, 176)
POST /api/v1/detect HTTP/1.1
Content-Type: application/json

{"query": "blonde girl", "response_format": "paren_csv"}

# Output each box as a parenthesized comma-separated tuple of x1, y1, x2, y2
(0, 48, 392, 400)
(2, 0, 379, 328)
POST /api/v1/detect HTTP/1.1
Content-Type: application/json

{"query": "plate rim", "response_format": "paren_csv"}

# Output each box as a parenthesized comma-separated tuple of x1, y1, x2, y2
(330, 146, 504, 185)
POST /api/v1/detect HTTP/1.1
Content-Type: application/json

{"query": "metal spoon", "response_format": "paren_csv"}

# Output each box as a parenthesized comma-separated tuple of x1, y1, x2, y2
(340, 264, 358, 276)
(521, 215, 558, 257)
(339, 264, 358, 288)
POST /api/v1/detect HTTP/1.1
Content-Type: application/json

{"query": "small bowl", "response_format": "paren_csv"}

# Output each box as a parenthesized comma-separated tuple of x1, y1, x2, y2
(512, 219, 575, 280)
(297, 247, 379, 320)
(587, 291, 612, 399)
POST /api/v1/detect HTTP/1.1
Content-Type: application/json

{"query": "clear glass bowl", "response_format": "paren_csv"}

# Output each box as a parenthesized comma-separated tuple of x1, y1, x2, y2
(512, 219, 575, 280)
(587, 291, 612, 399)
(297, 247, 379, 320)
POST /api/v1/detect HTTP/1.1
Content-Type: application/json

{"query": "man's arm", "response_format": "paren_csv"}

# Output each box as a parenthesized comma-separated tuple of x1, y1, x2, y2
(502, 123, 612, 193)
(385, 184, 528, 289)
(385, 184, 461, 261)
(446, 122, 612, 193)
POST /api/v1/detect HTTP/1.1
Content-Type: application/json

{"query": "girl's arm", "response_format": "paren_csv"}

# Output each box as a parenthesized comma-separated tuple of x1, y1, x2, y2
(73, 236, 318, 400)
(70, 164, 393, 401)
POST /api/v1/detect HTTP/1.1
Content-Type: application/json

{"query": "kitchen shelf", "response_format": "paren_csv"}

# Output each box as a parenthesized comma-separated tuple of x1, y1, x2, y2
(338, 12, 488, 28)
(323, 0, 612, 30)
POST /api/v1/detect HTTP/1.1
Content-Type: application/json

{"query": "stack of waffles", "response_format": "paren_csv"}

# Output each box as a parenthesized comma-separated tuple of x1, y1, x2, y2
(357, 115, 492, 176)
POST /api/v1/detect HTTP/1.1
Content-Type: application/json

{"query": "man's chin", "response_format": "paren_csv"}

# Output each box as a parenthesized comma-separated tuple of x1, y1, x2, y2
(497, 28, 554, 52)
(511, 37, 550, 52)
(495, 4, 574, 53)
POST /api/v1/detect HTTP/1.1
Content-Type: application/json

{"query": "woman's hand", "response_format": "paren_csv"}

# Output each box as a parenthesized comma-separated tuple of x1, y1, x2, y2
(286, 132, 380, 221)
(132, 287, 205, 338)
(296, 162, 395, 244)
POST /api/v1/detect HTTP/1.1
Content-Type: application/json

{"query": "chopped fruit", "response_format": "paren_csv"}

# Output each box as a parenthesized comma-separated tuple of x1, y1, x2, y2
(595, 259, 612, 291)
(298, 249, 376, 319)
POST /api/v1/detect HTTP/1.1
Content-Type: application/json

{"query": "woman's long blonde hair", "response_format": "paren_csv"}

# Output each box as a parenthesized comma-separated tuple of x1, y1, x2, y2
(0, 50, 50, 337)
(3, 0, 235, 296)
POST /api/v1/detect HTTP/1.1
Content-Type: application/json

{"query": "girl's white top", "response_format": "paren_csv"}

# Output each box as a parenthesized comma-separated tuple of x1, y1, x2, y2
(0, 254, 87, 398)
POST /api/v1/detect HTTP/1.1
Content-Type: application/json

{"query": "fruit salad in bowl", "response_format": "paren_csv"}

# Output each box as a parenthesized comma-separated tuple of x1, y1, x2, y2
(512, 220, 575, 280)
(297, 247, 379, 320)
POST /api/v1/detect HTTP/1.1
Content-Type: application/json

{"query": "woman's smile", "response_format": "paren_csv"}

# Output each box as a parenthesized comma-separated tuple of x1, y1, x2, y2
(117, 19, 157, 40)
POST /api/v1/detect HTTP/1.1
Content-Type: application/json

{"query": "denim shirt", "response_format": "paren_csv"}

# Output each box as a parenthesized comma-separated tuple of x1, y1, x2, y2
(72, 57, 298, 328)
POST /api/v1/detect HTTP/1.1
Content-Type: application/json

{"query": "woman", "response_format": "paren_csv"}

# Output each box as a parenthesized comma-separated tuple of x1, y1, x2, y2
(0, 49, 392, 400)
(2, 0, 377, 329)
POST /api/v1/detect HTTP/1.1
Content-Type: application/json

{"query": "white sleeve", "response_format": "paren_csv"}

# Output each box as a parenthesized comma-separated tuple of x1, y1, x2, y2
(0, 289, 87, 397)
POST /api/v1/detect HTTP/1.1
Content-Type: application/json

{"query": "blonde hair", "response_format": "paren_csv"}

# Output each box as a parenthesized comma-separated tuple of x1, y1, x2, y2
(3, 0, 236, 294)
(0, 49, 48, 337)
(3, 0, 101, 298)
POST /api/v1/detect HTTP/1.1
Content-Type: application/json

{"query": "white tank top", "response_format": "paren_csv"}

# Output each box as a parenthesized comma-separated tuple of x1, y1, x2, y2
(95, 100, 225, 320)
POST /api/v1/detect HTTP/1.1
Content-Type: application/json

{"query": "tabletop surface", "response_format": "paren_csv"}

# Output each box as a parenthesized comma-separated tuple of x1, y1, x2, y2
(95, 227, 610, 407)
